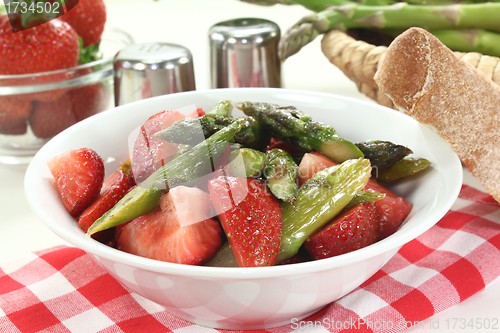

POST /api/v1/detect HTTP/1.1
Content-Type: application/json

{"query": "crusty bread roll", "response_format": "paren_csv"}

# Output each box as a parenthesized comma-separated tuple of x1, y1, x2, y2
(374, 27, 500, 202)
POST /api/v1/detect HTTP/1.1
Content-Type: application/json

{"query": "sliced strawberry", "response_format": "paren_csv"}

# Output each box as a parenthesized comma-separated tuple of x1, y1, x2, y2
(298, 151, 337, 185)
(116, 188, 222, 265)
(208, 176, 282, 267)
(78, 163, 135, 233)
(131, 110, 186, 183)
(159, 185, 214, 227)
(304, 202, 380, 259)
(186, 107, 205, 118)
(47, 148, 105, 217)
(0, 96, 32, 132)
(364, 180, 412, 240)
(30, 93, 77, 138)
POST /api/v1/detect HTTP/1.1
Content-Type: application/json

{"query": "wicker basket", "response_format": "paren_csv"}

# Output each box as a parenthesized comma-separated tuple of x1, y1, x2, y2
(321, 29, 500, 109)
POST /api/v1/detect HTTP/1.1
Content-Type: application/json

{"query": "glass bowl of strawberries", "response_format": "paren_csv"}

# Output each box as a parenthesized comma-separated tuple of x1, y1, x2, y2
(25, 88, 463, 330)
(0, 1, 133, 164)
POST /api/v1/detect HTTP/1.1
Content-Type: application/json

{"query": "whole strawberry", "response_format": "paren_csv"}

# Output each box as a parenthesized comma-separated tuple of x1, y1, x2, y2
(0, 96, 32, 135)
(30, 93, 76, 138)
(70, 83, 110, 122)
(0, 16, 79, 75)
(59, 0, 106, 46)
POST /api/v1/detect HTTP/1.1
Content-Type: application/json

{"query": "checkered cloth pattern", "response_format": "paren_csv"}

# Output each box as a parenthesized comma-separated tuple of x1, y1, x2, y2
(1, 184, 500, 333)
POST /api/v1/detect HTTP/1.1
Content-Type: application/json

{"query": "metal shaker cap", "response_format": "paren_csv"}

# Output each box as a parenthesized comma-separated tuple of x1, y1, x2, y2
(209, 18, 281, 89)
(114, 43, 196, 106)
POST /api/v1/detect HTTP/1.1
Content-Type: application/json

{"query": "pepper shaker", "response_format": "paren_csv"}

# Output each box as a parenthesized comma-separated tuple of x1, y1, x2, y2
(114, 42, 196, 106)
(209, 18, 281, 89)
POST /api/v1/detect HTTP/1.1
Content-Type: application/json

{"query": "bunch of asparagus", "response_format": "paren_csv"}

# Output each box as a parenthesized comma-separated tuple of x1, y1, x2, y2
(239, 0, 500, 60)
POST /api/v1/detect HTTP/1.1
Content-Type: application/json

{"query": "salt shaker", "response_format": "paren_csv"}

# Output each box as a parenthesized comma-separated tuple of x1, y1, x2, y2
(209, 18, 281, 89)
(113, 42, 196, 106)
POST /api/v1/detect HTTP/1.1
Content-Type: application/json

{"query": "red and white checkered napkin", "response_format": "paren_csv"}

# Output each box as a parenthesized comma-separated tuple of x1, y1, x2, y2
(2, 185, 500, 333)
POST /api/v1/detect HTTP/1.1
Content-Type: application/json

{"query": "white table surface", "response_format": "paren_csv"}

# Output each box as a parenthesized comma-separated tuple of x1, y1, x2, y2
(1, 0, 500, 331)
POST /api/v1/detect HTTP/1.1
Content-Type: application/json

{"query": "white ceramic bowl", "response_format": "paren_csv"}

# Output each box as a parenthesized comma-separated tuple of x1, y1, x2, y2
(25, 88, 462, 330)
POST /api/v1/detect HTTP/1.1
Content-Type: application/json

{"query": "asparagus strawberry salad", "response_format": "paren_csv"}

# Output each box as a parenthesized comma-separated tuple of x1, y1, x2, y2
(47, 100, 430, 267)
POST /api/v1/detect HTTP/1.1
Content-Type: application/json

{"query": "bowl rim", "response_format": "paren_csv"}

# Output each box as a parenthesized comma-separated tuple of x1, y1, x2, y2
(25, 87, 463, 279)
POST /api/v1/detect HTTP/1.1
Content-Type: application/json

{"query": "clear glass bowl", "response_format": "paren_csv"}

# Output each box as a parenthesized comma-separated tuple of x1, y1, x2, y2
(0, 28, 134, 165)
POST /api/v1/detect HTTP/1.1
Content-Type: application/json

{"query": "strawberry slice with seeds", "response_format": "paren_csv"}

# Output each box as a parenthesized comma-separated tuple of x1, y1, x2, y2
(159, 185, 215, 228)
(116, 187, 222, 265)
(131, 109, 204, 183)
(298, 151, 337, 185)
(78, 162, 135, 233)
(186, 107, 205, 118)
(131, 110, 186, 183)
(47, 148, 105, 217)
(364, 180, 412, 240)
(304, 202, 380, 259)
(208, 176, 282, 267)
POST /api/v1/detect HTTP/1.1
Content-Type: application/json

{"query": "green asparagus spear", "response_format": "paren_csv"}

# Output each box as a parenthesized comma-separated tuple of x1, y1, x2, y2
(429, 29, 500, 58)
(264, 148, 299, 203)
(234, 116, 272, 150)
(239, 0, 397, 11)
(238, 102, 363, 162)
(355, 140, 412, 169)
(239, 0, 494, 12)
(153, 100, 232, 146)
(375, 157, 431, 183)
(346, 190, 385, 209)
(207, 100, 233, 117)
(155, 115, 229, 145)
(155, 115, 271, 150)
(172, 144, 192, 158)
(279, 2, 500, 60)
(380, 27, 500, 58)
(227, 148, 268, 178)
(87, 120, 245, 235)
(205, 242, 238, 267)
(278, 158, 371, 262)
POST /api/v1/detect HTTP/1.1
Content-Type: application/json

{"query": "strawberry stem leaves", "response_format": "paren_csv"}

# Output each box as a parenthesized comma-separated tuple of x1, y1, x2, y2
(78, 37, 102, 64)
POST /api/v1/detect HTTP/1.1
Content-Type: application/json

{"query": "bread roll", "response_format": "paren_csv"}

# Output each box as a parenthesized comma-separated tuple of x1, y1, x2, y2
(374, 27, 500, 202)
